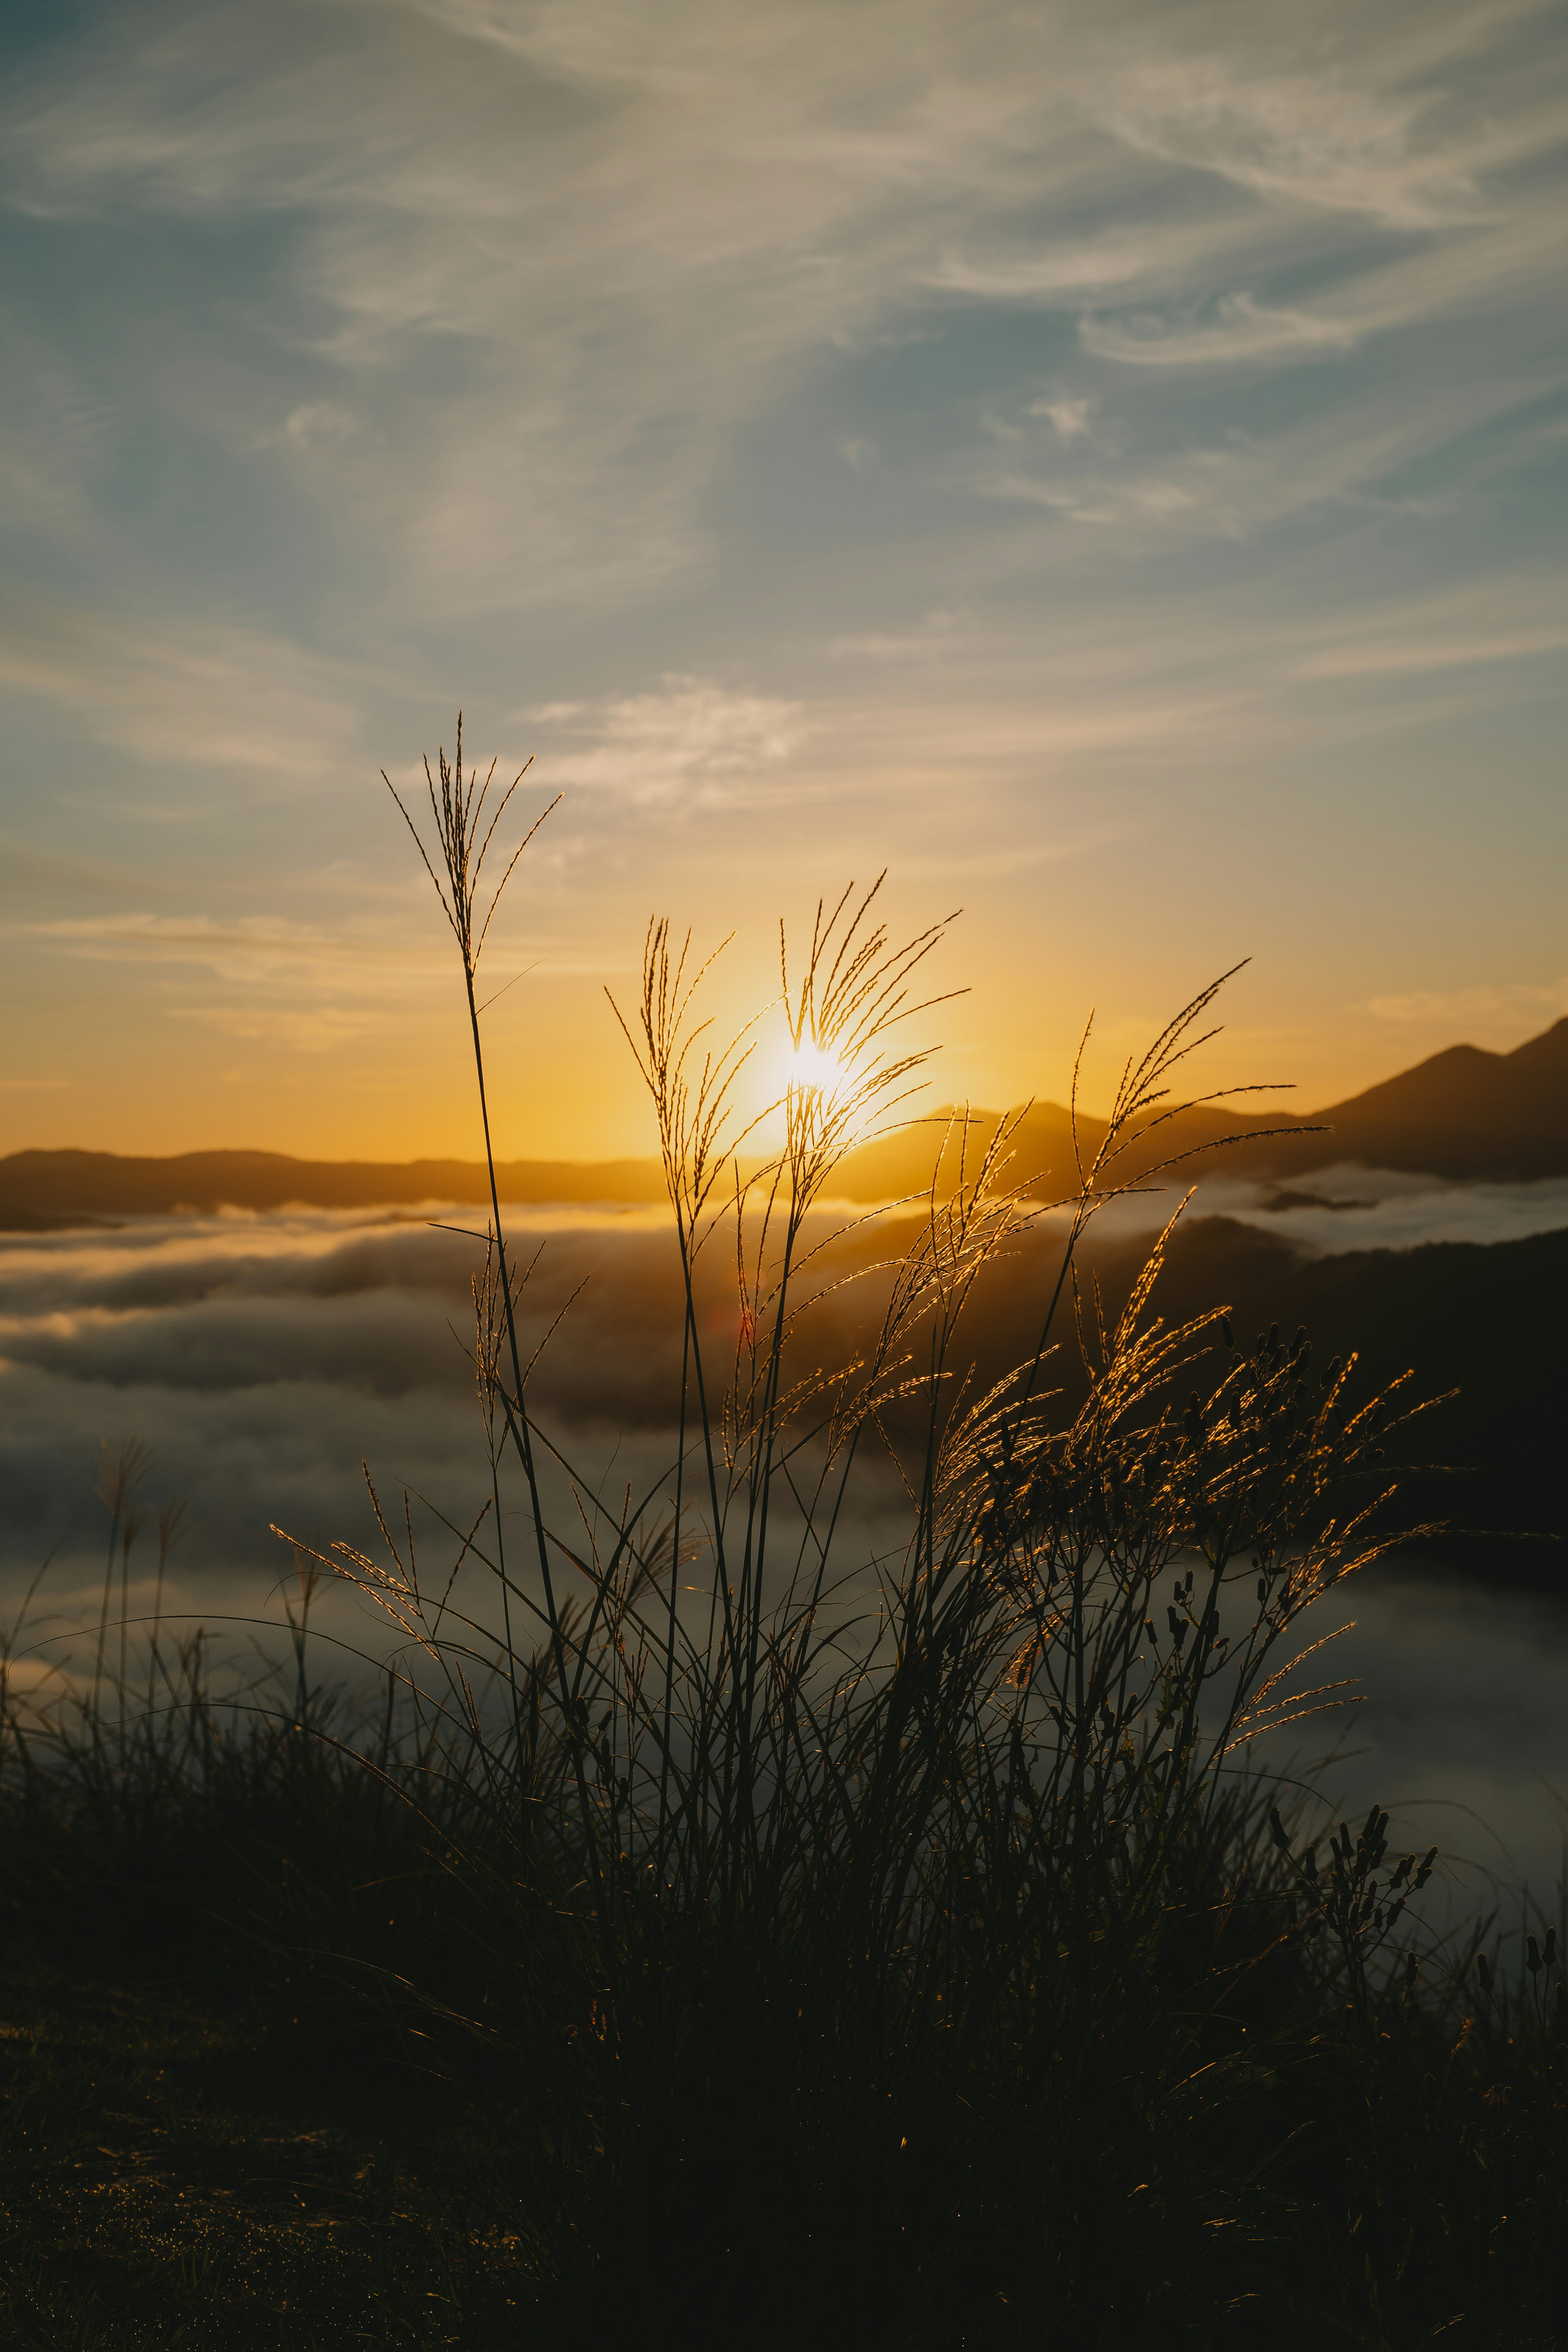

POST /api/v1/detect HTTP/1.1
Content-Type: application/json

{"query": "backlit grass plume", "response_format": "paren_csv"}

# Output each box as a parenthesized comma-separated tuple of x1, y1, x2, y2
(9, 714, 1557, 2346)
(282, 717, 1470, 2328)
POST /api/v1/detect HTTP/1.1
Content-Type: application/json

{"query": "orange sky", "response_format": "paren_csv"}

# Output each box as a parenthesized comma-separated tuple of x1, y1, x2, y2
(7, 822, 1565, 1165)
(3, 0, 1566, 1163)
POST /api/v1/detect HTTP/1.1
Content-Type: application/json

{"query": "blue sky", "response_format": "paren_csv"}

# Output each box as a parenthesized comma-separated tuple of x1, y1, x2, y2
(2, 0, 1565, 1158)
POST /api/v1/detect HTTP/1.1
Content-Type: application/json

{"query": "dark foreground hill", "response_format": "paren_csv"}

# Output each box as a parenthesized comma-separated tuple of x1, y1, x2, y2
(784, 1209, 1565, 1580)
(3, 1018, 1564, 1223)
(1083, 1215, 1568, 1577)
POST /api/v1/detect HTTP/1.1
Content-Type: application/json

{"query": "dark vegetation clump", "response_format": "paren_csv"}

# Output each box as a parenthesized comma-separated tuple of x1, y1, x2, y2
(2, 724, 1563, 2349)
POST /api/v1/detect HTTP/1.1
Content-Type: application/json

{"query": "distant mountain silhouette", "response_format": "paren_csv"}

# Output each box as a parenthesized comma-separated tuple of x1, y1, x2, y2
(0, 1147, 666, 1226)
(1, 1018, 1564, 1224)
(831, 1016, 1568, 1198)
(1296, 1017, 1568, 1181)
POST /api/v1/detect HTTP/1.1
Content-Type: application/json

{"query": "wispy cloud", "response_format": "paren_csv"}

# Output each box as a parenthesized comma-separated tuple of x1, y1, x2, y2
(1296, 622, 1568, 680)
(1081, 290, 1359, 369)
(978, 372, 1551, 543)
(1029, 396, 1095, 440)
(922, 216, 1276, 303)
(1087, 52, 1490, 229)
(167, 1004, 388, 1053)
(19, 913, 444, 989)
(1365, 978, 1568, 1027)
(0, 592, 368, 779)
(274, 401, 358, 452)
(528, 679, 804, 809)
(0, 0, 1564, 1143)
(7, 0, 1558, 609)
(827, 611, 963, 663)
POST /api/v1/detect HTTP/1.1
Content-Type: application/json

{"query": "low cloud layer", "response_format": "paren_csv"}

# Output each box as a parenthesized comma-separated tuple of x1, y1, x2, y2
(1280, 1564, 1568, 1906)
(1190, 1165, 1568, 1254)
(4, 1183, 1566, 1906)
(6, 1165, 1564, 1591)
(0, 1202, 906, 1619)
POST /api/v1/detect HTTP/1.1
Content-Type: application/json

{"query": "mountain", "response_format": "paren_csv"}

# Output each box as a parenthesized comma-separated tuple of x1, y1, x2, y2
(0, 1147, 667, 1225)
(829, 1098, 1281, 1201)
(1301, 1017, 1568, 1181)
(830, 1017, 1568, 1198)
(1, 1018, 1564, 1223)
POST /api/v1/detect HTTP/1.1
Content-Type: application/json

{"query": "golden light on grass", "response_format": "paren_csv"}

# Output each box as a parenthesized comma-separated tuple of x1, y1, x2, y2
(746, 1028, 853, 1154)
(782, 1034, 850, 1100)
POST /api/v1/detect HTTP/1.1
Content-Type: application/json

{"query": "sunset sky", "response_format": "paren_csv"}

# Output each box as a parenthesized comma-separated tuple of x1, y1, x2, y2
(2, 0, 1565, 1163)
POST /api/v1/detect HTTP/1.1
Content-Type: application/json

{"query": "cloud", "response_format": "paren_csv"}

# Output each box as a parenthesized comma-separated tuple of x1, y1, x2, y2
(1294, 623, 1568, 682)
(6, 0, 1558, 620)
(12, 904, 607, 1056)
(13, 910, 462, 1062)
(922, 217, 1275, 303)
(4, 1176, 1564, 1615)
(1082, 291, 1359, 369)
(277, 400, 358, 450)
(1029, 396, 1094, 440)
(1089, 51, 1489, 229)
(0, 347, 116, 543)
(1081, 189, 1564, 380)
(827, 610, 962, 662)
(1272, 1563, 1568, 1898)
(0, 590, 368, 780)
(533, 677, 804, 809)
(992, 471, 1201, 527)
(0, 1207, 698, 1588)
(1195, 1166, 1568, 1254)
(978, 372, 1551, 545)
(9, 1212, 1567, 1908)
(18, 912, 447, 991)
(1364, 978, 1568, 1026)
(0, 0, 1563, 1158)
(167, 1006, 387, 1053)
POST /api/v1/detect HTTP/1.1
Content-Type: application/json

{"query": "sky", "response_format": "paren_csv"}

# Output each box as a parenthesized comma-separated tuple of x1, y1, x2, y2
(1, 0, 1565, 1163)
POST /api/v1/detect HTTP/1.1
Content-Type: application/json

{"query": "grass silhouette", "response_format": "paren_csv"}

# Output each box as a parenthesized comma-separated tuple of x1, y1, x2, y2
(1, 720, 1564, 2348)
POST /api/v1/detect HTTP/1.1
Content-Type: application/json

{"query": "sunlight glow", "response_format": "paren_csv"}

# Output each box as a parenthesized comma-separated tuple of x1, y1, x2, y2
(784, 1036, 850, 1097)
(747, 1029, 858, 1156)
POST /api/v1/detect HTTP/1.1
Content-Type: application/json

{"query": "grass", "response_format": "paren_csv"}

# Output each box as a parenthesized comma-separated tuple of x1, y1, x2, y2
(3, 716, 1566, 2347)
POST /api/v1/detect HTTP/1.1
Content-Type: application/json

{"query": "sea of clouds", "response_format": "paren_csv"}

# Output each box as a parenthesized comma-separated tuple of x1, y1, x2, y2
(6, 1164, 1568, 1594)
(3, 1169, 1565, 1900)
(1190, 1165, 1568, 1255)
(1, 1204, 698, 1623)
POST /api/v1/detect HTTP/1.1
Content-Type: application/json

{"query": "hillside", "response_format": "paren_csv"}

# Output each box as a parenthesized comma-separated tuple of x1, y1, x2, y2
(826, 1209, 1568, 1579)
(1087, 1214, 1568, 1574)
(1302, 1016, 1568, 1180)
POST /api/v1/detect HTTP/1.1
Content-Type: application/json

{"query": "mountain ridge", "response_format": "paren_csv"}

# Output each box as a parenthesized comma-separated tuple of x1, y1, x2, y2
(2, 1017, 1564, 1219)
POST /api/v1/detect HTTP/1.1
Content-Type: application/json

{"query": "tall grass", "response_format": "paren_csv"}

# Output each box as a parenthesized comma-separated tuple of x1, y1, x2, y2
(290, 722, 1503, 2328)
(4, 721, 1565, 2345)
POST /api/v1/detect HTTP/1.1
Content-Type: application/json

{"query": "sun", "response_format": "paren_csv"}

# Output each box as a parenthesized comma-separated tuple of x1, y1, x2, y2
(748, 1029, 855, 1153)
(784, 1036, 849, 1096)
